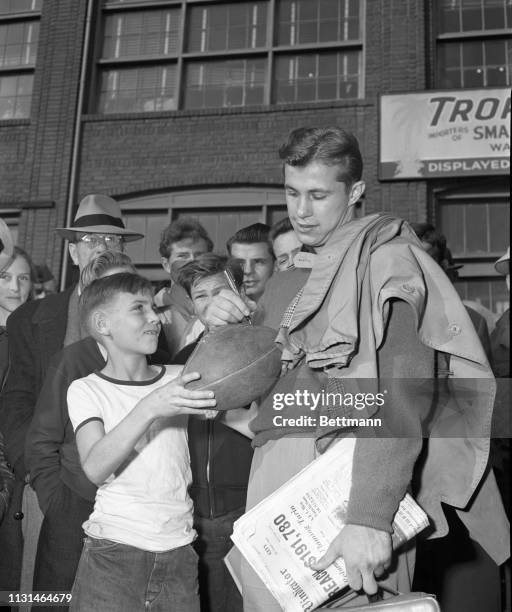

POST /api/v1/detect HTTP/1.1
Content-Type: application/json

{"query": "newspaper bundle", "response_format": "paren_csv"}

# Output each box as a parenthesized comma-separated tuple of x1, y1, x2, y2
(230, 437, 429, 612)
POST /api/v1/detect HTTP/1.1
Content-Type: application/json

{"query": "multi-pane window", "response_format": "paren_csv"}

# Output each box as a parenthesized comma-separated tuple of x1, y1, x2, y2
(277, 0, 359, 45)
(439, 200, 509, 258)
(97, 0, 363, 114)
(184, 58, 265, 109)
(186, 2, 267, 52)
(0, 0, 41, 119)
(436, 0, 511, 88)
(99, 65, 177, 113)
(438, 196, 510, 314)
(275, 50, 359, 103)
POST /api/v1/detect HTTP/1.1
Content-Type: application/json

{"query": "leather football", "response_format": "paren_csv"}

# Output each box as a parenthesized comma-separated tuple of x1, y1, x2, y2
(182, 324, 282, 410)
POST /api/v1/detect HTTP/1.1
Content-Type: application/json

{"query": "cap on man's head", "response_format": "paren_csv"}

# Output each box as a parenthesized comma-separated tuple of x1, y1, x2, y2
(55, 194, 144, 242)
(0, 218, 15, 273)
(495, 247, 510, 275)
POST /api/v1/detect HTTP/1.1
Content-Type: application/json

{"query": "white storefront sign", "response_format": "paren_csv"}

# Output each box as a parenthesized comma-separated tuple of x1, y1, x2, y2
(379, 88, 510, 180)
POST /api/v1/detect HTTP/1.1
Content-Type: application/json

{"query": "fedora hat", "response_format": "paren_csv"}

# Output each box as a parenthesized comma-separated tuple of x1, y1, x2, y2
(495, 246, 509, 275)
(55, 194, 144, 242)
(0, 218, 15, 273)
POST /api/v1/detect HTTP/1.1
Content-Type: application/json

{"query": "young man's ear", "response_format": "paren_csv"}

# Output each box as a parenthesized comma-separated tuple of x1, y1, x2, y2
(91, 310, 110, 338)
(348, 181, 366, 206)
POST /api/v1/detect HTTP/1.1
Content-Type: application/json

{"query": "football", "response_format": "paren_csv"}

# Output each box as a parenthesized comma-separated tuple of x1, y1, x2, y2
(182, 324, 282, 410)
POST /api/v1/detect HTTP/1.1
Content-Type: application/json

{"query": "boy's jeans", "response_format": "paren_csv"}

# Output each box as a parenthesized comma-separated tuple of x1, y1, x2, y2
(70, 536, 200, 612)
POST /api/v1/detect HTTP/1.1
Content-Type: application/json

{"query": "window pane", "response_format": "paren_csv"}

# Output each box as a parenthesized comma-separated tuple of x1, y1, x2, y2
(439, 204, 465, 254)
(0, 21, 39, 67)
(437, 40, 511, 88)
(462, 41, 483, 65)
(455, 278, 509, 314)
(184, 58, 265, 109)
(438, 0, 461, 33)
(465, 204, 488, 254)
(462, 41, 485, 85)
(277, 0, 359, 46)
(274, 51, 360, 103)
(0, 73, 33, 118)
(489, 203, 510, 254)
(485, 40, 510, 86)
(483, 0, 506, 30)
(0, 0, 42, 14)
(461, 0, 483, 30)
(186, 2, 267, 53)
(98, 65, 177, 113)
(102, 10, 180, 58)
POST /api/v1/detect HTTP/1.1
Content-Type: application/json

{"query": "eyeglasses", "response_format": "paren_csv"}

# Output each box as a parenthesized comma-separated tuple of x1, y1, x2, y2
(76, 234, 124, 249)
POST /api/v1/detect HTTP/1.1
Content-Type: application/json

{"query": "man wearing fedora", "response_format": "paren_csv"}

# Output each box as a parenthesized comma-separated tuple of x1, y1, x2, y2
(0, 194, 143, 604)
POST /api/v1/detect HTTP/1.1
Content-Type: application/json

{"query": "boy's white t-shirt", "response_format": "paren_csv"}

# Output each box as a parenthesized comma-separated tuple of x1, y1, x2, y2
(68, 365, 195, 552)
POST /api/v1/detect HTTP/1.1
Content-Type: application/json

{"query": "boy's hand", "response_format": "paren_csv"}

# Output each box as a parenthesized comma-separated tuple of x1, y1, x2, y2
(203, 289, 256, 329)
(143, 372, 217, 419)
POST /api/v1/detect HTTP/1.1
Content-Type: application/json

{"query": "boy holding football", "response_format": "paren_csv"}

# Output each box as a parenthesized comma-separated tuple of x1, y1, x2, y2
(67, 272, 217, 612)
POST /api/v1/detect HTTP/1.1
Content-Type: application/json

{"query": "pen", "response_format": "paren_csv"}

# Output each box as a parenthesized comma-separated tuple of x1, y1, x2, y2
(223, 268, 252, 325)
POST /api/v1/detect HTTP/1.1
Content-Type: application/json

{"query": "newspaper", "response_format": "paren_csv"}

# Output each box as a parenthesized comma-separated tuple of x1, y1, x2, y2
(230, 437, 429, 612)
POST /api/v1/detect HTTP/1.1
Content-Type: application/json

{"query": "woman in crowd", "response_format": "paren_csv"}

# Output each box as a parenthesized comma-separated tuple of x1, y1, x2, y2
(0, 221, 35, 591)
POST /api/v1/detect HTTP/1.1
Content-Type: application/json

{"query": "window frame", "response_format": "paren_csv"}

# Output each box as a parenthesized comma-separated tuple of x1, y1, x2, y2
(0, 4, 41, 120)
(433, 182, 510, 315)
(434, 0, 512, 89)
(94, 0, 365, 114)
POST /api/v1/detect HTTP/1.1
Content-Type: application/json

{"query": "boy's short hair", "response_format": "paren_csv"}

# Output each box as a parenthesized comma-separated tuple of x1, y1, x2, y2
(279, 126, 363, 187)
(79, 272, 154, 340)
(226, 222, 273, 257)
(79, 250, 136, 290)
(159, 218, 214, 259)
(177, 253, 243, 298)
(269, 217, 294, 244)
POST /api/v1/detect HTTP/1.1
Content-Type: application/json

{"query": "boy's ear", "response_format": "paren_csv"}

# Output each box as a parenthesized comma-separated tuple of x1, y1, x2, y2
(91, 309, 111, 337)
(161, 257, 171, 276)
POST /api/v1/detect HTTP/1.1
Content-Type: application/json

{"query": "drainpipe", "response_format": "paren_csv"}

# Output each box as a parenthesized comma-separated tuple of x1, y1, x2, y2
(59, 0, 94, 290)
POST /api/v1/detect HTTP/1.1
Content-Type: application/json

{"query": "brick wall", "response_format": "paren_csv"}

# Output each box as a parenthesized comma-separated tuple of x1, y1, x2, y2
(0, 0, 86, 276)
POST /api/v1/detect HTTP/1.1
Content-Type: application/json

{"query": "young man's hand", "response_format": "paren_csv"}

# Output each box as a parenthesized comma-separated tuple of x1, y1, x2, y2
(143, 372, 217, 419)
(203, 288, 256, 329)
(311, 524, 392, 594)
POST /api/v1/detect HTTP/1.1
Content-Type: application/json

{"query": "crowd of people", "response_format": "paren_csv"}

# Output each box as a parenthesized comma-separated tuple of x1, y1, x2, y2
(0, 126, 509, 612)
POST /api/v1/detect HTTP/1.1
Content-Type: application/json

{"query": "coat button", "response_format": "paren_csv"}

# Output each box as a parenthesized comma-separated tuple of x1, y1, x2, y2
(448, 323, 461, 335)
(13, 511, 24, 520)
(402, 283, 415, 293)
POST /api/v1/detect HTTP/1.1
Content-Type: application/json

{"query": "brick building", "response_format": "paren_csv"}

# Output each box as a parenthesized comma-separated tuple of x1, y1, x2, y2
(0, 0, 509, 312)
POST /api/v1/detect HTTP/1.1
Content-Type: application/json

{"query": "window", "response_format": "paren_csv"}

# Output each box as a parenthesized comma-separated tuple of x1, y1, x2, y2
(184, 57, 265, 108)
(120, 188, 286, 280)
(437, 187, 510, 314)
(436, 0, 511, 88)
(275, 50, 359, 103)
(186, 2, 267, 53)
(0, 0, 41, 119)
(96, 0, 363, 113)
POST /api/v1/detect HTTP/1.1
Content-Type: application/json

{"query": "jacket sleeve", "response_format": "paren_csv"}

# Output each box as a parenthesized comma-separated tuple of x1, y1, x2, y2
(0, 302, 39, 479)
(25, 359, 66, 514)
(344, 299, 434, 532)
